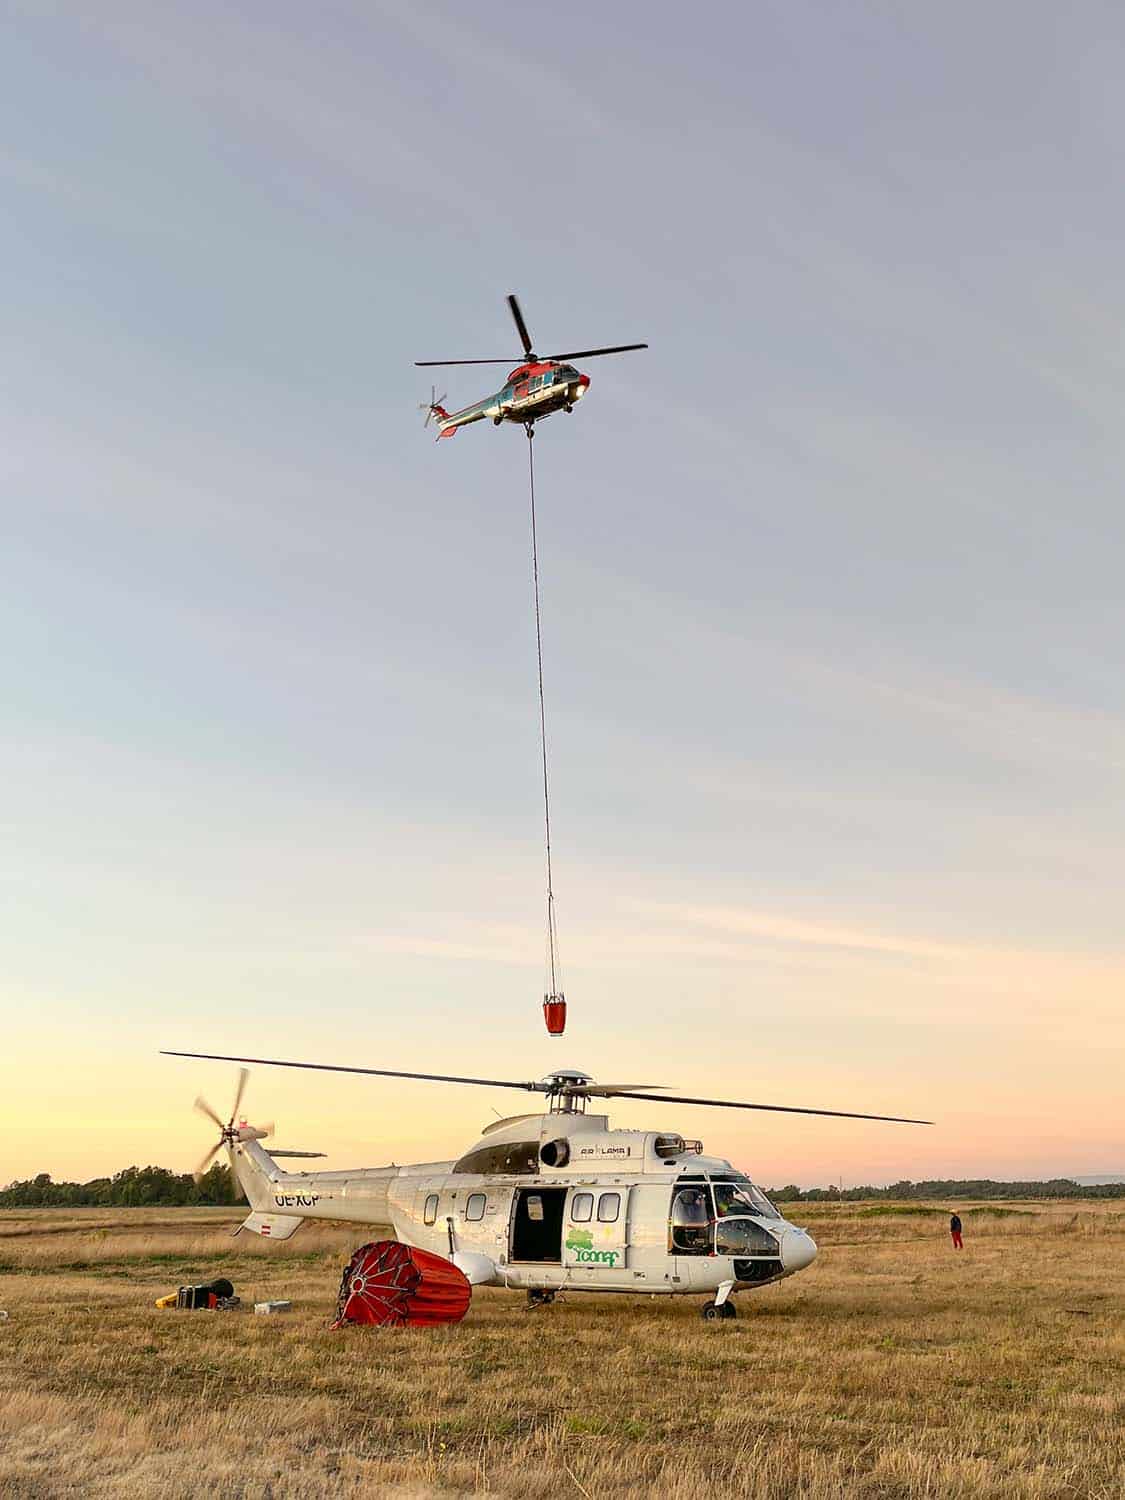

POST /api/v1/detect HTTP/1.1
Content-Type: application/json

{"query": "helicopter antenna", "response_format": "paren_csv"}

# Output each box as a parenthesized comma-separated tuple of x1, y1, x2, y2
(527, 424, 564, 1034)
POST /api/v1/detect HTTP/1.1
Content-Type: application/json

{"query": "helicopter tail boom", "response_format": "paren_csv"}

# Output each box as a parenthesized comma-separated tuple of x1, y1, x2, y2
(227, 1135, 328, 1237)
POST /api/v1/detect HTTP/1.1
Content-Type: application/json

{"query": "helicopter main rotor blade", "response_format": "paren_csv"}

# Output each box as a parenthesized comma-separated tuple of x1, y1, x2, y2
(507, 293, 534, 358)
(167, 1053, 928, 1121)
(415, 344, 650, 368)
(163, 1050, 549, 1093)
(547, 343, 649, 361)
(414, 347, 649, 366)
(414, 358, 523, 367)
(578, 1083, 669, 1096)
(602, 1090, 932, 1125)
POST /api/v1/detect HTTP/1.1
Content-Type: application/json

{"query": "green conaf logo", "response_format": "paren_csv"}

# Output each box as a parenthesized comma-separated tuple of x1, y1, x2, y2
(565, 1228, 619, 1266)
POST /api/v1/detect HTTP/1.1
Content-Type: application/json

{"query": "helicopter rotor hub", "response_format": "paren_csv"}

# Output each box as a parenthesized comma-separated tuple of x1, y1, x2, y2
(539, 1067, 594, 1113)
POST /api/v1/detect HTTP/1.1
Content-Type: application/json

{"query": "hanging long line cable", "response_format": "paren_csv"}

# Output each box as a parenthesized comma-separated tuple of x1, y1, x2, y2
(526, 425, 564, 1031)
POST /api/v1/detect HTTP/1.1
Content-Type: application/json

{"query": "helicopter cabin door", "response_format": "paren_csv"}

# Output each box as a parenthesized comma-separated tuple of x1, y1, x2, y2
(562, 1186, 630, 1272)
(510, 1187, 566, 1263)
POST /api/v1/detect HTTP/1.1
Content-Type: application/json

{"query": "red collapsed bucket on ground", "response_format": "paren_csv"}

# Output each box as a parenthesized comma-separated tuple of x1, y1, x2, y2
(331, 1241, 472, 1328)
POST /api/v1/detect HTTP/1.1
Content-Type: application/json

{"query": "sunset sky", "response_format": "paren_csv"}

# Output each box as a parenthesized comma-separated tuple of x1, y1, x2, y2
(3, 3, 1123, 1187)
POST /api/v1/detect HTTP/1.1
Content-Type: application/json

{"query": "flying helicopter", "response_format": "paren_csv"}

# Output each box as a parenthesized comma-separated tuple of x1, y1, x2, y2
(416, 294, 647, 439)
(166, 1051, 930, 1321)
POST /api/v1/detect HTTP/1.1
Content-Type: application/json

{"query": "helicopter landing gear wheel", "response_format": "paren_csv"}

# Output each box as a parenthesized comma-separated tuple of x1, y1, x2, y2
(493, 415, 503, 425)
(701, 1300, 737, 1321)
(527, 1289, 555, 1309)
(563, 403, 573, 413)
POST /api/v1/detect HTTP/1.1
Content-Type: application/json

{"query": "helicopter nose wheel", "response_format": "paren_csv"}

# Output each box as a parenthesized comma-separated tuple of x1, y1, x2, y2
(701, 1300, 737, 1321)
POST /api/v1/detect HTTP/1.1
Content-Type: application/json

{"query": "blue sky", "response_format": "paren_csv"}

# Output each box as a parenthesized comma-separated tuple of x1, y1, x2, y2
(3, 2, 1123, 1184)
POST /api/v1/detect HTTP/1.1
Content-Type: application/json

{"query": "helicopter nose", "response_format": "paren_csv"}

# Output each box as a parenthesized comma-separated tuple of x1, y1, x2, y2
(578, 373, 590, 389)
(780, 1227, 817, 1272)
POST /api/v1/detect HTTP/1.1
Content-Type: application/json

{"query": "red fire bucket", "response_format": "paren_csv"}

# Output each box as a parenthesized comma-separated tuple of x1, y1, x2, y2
(543, 995, 567, 1035)
(330, 1241, 471, 1328)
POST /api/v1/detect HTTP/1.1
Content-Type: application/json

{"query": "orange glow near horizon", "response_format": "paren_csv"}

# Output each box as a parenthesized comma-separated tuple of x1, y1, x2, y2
(7, 895, 1123, 1188)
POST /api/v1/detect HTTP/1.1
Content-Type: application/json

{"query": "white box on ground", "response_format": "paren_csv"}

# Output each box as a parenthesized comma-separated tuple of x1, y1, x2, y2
(254, 1300, 292, 1314)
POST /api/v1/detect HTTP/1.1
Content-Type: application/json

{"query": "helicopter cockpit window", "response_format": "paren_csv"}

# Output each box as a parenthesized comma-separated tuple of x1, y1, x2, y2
(465, 1193, 486, 1222)
(571, 1192, 593, 1223)
(452, 1141, 539, 1175)
(423, 1193, 439, 1226)
(670, 1185, 712, 1255)
(714, 1217, 779, 1258)
(713, 1181, 782, 1221)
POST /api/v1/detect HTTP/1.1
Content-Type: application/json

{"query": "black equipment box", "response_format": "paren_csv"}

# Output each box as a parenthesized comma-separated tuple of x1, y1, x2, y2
(175, 1278, 235, 1310)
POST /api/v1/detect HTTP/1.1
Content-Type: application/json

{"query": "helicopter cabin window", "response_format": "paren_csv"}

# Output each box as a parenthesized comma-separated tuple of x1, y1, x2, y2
(597, 1192, 620, 1223)
(571, 1192, 593, 1223)
(465, 1193, 487, 1222)
(670, 1185, 712, 1255)
(423, 1193, 439, 1226)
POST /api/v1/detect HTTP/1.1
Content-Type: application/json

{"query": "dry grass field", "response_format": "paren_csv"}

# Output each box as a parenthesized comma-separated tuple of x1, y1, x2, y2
(1, 1201, 1122, 1498)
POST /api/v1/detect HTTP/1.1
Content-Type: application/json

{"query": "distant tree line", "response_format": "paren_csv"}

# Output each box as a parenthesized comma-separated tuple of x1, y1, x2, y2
(763, 1178, 1125, 1202)
(4, 1167, 1123, 1210)
(0, 1163, 239, 1208)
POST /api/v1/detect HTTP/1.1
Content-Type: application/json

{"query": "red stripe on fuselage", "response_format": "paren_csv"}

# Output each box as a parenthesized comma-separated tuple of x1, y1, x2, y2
(507, 361, 557, 381)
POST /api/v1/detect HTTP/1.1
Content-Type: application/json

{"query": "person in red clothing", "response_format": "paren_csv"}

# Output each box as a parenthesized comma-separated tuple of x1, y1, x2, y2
(949, 1212, 963, 1249)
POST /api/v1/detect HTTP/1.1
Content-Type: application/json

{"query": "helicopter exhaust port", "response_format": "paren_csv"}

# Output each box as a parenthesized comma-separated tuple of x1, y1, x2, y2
(539, 1137, 570, 1168)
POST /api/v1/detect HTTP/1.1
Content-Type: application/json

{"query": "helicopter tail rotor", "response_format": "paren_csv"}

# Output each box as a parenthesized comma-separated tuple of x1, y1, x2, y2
(191, 1068, 273, 1195)
(419, 385, 449, 430)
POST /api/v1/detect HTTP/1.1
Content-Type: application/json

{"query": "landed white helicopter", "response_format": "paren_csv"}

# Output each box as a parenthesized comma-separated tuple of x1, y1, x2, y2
(167, 1050, 930, 1320)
